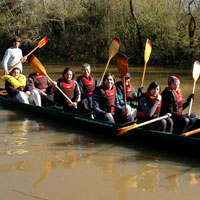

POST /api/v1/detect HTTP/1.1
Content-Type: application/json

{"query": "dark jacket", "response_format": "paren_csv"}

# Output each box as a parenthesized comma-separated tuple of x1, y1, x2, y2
(161, 87, 189, 117)
(92, 85, 122, 118)
(115, 81, 137, 106)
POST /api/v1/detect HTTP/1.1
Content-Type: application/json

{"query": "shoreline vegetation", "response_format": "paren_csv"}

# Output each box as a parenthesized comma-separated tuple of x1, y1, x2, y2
(0, 0, 200, 68)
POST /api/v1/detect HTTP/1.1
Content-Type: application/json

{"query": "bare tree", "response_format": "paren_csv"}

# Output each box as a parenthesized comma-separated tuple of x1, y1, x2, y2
(129, 0, 143, 53)
(187, 0, 196, 47)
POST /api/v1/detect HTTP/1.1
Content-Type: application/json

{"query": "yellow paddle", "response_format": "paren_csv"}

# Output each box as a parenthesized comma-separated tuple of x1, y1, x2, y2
(28, 55, 77, 108)
(141, 39, 152, 87)
(116, 115, 168, 136)
(188, 61, 200, 116)
(4, 36, 48, 76)
(183, 128, 200, 136)
(117, 54, 128, 110)
(99, 38, 120, 85)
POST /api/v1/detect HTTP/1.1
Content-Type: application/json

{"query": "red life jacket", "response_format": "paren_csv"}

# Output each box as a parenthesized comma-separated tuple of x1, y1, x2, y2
(60, 79, 75, 102)
(169, 88, 183, 115)
(81, 75, 95, 96)
(115, 81, 134, 100)
(137, 92, 162, 118)
(101, 86, 116, 113)
(126, 83, 134, 99)
(32, 74, 48, 89)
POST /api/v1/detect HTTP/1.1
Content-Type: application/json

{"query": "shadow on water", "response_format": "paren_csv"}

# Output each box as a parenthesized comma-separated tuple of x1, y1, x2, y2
(1, 104, 200, 168)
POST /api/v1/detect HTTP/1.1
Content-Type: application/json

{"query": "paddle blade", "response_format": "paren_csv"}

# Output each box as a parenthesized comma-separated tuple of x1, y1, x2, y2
(144, 39, 152, 63)
(192, 61, 200, 81)
(28, 55, 47, 75)
(38, 36, 48, 48)
(109, 38, 120, 59)
(117, 124, 137, 136)
(117, 54, 128, 77)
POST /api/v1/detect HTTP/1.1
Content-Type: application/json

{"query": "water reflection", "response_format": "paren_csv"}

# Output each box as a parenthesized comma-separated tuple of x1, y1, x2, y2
(111, 154, 200, 198)
(0, 117, 199, 199)
(0, 119, 46, 156)
(190, 173, 198, 185)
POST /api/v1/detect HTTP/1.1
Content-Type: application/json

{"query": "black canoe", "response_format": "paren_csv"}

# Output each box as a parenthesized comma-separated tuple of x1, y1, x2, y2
(0, 91, 200, 153)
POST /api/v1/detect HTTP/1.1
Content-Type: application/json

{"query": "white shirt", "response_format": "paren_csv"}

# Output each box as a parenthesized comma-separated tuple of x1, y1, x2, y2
(2, 46, 23, 72)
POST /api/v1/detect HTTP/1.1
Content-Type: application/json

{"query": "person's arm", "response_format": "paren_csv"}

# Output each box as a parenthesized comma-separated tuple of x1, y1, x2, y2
(139, 96, 160, 117)
(76, 76, 85, 98)
(114, 94, 124, 115)
(53, 80, 64, 105)
(133, 86, 137, 99)
(27, 77, 46, 95)
(116, 86, 124, 106)
(94, 76, 99, 87)
(182, 94, 194, 110)
(5, 81, 22, 97)
(27, 77, 36, 91)
(74, 81, 81, 103)
(161, 91, 181, 116)
(182, 101, 190, 110)
(2, 49, 10, 74)
(92, 88, 107, 117)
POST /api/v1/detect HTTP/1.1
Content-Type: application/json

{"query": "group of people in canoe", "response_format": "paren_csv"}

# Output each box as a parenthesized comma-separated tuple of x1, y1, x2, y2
(1, 36, 198, 135)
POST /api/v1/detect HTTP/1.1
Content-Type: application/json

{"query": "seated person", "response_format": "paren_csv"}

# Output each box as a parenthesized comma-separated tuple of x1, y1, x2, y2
(27, 70, 55, 107)
(161, 76, 198, 134)
(92, 72, 133, 123)
(76, 63, 98, 113)
(3, 67, 41, 106)
(54, 67, 81, 112)
(115, 72, 137, 118)
(137, 81, 173, 132)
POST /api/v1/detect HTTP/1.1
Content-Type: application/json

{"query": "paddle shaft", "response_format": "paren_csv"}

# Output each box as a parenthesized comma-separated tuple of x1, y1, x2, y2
(135, 115, 168, 128)
(99, 57, 112, 85)
(117, 115, 168, 136)
(188, 80, 196, 116)
(183, 128, 200, 136)
(122, 76, 127, 110)
(141, 62, 147, 87)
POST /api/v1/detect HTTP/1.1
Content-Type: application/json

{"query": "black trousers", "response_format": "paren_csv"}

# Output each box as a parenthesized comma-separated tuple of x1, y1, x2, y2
(137, 117, 174, 133)
(172, 113, 198, 134)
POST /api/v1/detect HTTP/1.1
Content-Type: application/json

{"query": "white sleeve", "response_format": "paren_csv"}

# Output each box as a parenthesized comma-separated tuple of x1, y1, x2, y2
(20, 49, 25, 63)
(2, 49, 10, 71)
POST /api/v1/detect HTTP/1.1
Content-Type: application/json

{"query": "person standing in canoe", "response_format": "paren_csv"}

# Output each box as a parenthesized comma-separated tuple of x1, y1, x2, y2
(27, 70, 55, 107)
(92, 73, 133, 123)
(137, 81, 173, 132)
(3, 67, 41, 106)
(115, 72, 138, 119)
(161, 76, 198, 134)
(54, 67, 81, 112)
(2, 36, 27, 75)
(76, 63, 98, 113)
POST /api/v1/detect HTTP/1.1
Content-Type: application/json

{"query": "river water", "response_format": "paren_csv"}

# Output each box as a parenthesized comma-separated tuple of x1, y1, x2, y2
(0, 63, 200, 200)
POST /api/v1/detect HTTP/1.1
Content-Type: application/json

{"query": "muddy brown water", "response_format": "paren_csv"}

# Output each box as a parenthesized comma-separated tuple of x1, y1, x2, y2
(0, 63, 200, 200)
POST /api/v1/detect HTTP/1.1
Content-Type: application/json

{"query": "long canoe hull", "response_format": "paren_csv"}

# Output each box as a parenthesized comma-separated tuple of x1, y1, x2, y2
(1, 94, 200, 153)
